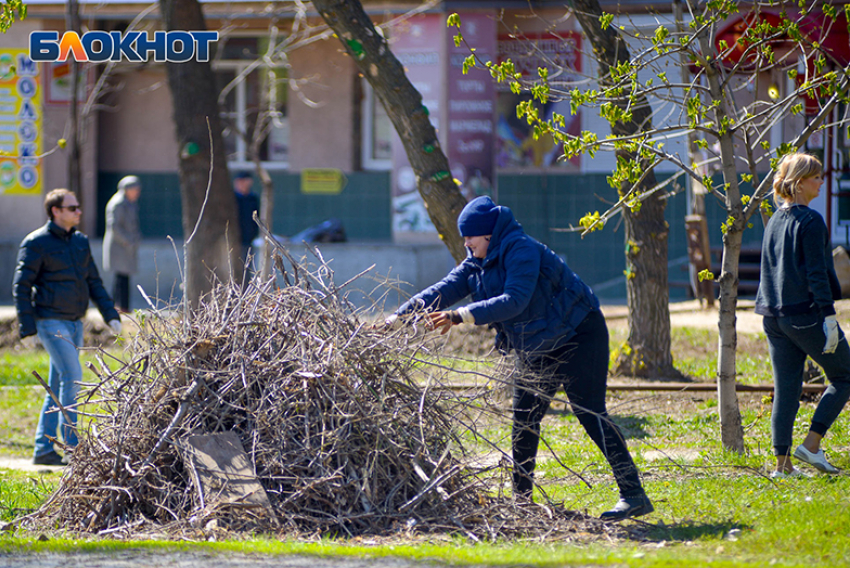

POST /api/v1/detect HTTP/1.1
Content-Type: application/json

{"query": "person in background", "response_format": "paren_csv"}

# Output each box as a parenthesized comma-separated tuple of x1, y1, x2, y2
(13, 189, 121, 466)
(234, 171, 260, 280)
(103, 175, 141, 312)
(756, 152, 850, 478)
(385, 196, 653, 521)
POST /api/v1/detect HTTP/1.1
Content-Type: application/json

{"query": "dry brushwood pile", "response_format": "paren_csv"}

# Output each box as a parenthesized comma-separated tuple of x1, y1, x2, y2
(21, 244, 621, 541)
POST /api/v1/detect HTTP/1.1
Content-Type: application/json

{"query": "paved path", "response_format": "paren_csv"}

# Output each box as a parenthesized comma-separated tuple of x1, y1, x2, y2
(0, 456, 64, 473)
(0, 551, 453, 568)
(602, 299, 764, 334)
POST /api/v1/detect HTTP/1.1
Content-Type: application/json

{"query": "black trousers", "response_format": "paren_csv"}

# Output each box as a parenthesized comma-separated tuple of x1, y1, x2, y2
(512, 309, 643, 498)
(113, 274, 130, 312)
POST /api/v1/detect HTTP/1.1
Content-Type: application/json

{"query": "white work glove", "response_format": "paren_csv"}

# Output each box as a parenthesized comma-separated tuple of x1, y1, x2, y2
(823, 315, 839, 354)
(108, 319, 123, 336)
(21, 335, 38, 349)
(372, 314, 403, 331)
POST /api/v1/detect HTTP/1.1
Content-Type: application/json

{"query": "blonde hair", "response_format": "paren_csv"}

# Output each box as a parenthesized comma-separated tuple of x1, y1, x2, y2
(773, 152, 822, 205)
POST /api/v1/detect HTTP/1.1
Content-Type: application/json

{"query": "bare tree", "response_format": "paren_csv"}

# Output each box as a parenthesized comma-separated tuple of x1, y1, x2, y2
(313, 0, 468, 262)
(215, 5, 329, 280)
(159, 0, 239, 307)
(65, 0, 81, 196)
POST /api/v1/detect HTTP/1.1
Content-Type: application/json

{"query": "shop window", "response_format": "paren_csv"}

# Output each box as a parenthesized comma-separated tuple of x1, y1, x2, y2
(215, 36, 289, 169)
(361, 80, 392, 170)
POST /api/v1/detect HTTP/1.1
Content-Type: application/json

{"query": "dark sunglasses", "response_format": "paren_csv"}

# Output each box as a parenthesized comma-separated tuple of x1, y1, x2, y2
(58, 205, 81, 212)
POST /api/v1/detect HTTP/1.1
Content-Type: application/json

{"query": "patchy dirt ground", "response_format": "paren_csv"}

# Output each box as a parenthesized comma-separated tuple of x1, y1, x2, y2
(0, 308, 120, 351)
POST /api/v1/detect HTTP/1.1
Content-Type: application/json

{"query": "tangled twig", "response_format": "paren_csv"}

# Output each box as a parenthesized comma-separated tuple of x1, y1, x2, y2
(19, 241, 621, 542)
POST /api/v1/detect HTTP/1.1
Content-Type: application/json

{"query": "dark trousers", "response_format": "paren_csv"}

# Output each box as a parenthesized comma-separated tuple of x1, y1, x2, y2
(512, 309, 643, 498)
(764, 313, 850, 456)
(113, 274, 130, 312)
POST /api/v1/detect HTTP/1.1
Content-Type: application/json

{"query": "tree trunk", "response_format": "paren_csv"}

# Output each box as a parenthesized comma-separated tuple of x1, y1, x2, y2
(65, 0, 81, 197)
(696, 27, 745, 452)
(312, 0, 468, 262)
(619, 186, 675, 377)
(716, 229, 745, 452)
(572, 0, 675, 378)
(254, 158, 275, 281)
(159, 0, 239, 307)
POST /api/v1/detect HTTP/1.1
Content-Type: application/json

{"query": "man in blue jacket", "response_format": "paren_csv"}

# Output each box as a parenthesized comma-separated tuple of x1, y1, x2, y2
(13, 188, 121, 466)
(234, 171, 260, 281)
(390, 196, 653, 520)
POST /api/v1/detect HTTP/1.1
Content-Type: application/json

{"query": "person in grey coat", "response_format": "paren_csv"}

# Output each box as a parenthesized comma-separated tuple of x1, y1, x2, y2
(103, 175, 142, 312)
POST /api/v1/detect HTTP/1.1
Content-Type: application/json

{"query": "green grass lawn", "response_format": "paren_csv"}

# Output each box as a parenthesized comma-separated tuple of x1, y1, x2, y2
(0, 347, 121, 458)
(0, 468, 60, 523)
(1, 325, 849, 567)
(0, 349, 50, 387)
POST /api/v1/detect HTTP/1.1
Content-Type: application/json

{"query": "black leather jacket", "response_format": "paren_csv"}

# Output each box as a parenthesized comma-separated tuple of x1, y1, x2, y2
(13, 221, 118, 338)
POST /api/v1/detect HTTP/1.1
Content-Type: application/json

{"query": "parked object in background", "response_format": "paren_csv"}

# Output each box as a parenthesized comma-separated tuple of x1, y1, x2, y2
(290, 218, 347, 244)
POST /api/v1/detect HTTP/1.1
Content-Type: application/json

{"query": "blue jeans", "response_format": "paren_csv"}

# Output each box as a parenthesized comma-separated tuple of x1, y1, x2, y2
(34, 318, 83, 457)
(764, 313, 850, 456)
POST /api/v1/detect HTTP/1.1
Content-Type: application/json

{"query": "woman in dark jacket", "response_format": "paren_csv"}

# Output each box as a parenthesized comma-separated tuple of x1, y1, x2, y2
(390, 196, 652, 520)
(756, 152, 850, 478)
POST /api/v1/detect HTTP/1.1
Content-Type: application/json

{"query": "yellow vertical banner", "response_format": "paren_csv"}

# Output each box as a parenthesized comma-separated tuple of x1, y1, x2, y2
(0, 49, 42, 196)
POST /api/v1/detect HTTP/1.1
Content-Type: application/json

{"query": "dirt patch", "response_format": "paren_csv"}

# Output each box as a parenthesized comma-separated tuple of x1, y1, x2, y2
(0, 310, 119, 351)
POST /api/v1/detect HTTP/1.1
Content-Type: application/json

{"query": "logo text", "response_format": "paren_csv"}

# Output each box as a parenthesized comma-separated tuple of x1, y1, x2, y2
(29, 30, 219, 63)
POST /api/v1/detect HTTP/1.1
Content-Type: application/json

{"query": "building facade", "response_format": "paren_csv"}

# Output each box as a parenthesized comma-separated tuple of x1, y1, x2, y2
(0, 0, 842, 304)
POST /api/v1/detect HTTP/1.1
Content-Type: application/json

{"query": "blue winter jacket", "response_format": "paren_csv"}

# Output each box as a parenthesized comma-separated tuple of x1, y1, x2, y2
(397, 205, 600, 354)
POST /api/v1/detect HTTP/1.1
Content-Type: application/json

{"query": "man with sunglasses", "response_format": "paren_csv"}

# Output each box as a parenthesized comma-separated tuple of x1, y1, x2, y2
(13, 188, 121, 466)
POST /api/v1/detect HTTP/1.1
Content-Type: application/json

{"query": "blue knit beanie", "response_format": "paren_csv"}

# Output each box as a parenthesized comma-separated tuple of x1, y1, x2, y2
(457, 196, 499, 237)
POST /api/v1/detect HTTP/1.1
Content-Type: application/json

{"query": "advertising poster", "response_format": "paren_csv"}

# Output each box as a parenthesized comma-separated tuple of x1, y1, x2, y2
(0, 49, 42, 196)
(446, 11, 496, 201)
(46, 61, 87, 104)
(496, 31, 582, 170)
(389, 13, 445, 235)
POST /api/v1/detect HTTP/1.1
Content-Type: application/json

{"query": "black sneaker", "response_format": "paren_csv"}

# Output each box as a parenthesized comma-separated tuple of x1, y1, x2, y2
(33, 451, 65, 466)
(600, 493, 654, 521)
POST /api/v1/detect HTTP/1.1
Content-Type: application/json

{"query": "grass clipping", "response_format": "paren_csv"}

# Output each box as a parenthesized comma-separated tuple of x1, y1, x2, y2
(21, 246, 609, 540)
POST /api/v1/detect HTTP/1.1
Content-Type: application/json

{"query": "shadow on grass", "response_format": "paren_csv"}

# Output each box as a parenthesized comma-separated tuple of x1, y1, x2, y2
(612, 414, 651, 440)
(540, 407, 652, 440)
(645, 519, 751, 542)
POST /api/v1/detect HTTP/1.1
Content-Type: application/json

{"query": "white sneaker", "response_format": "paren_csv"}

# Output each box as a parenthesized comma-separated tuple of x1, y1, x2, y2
(769, 467, 807, 479)
(793, 445, 839, 474)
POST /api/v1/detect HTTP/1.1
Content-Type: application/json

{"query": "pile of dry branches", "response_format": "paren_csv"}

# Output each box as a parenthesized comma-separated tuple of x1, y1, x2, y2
(21, 244, 619, 541)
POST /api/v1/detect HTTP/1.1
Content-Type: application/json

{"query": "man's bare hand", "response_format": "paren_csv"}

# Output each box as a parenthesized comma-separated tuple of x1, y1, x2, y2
(425, 311, 457, 335)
